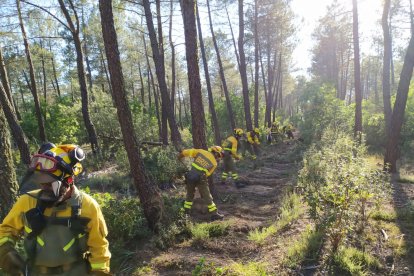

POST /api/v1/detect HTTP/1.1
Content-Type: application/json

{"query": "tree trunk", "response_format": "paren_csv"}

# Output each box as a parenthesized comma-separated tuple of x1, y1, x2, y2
(138, 62, 145, 109)
(39, 39, 47, 101)
(238, 0, 253, 131)
(99, 0, 164, 230)
(253, 0, 259, 128)
(384, 34, 414, 172)
(16, 0, 47, 142)
(49, 42, 62, 98)
(206, 0, 236, 131)
(196, 2, 221, 145)
(0, 108, 19, 219)
(180, 0, 207, 149)
(382, 0, 393, 139)
(169, 0, 176, 117)
(0, 47, 16, 113)
(155, 0, 168, 144)
(352, 0, 363, 140)
(0, 81, 31, 165)
(58, 0, 99, 153)
(143, 36, 162, 141)
(225, 4, 240, 69)
(143, 0, 182, 149)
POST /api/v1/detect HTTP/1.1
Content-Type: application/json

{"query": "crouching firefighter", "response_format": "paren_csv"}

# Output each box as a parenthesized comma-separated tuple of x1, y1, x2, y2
(0, 143, 111, 276)
(178, 146, 225, 221)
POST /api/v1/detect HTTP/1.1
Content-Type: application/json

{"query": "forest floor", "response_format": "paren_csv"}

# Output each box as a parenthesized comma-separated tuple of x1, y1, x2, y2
(108, 137, 414, 276)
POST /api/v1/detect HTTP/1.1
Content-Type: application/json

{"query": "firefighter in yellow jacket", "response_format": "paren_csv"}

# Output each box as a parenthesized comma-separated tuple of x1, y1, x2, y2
(0, 143, 111, 276)
(178, 146, 224, 221)
(221, 128, 244, 185)
(246, 128, 261, 160)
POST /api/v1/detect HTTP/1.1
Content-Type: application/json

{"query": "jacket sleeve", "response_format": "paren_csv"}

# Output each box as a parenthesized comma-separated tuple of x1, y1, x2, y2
(254, 136, 260, 145)
(0, 195, 31, 247)
(83, 195, 111, 273)
(247, 134, 254, 144)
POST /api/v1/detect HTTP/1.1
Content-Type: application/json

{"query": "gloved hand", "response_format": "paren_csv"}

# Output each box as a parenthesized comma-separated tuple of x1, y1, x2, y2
(0, 242, 25, 275)
(91, 271, 112, 276)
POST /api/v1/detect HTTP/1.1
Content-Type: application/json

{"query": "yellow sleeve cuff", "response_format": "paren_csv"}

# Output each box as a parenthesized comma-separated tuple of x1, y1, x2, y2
(0, 237, 15, 246)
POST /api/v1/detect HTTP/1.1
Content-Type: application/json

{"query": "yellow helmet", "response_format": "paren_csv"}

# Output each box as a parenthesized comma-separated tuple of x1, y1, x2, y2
(29, 143, 85, 183)
(234, 128, 244, 136)
(209, 145, 224, 158)
(254, 128, 260, 134)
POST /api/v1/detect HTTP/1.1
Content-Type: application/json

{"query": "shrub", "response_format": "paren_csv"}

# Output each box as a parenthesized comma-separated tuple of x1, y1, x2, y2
(298, 129, 389, 252)
(190, 221, 230, 244)
(331, 247, 381, 275)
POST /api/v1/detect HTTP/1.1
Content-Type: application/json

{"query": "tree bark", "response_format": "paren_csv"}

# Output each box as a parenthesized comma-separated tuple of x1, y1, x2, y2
(225, 4, 240, 69)
(0, 81, 31, 165)
(196, 1, 221, 145)
(384, 34, 414, 172)
(352, 0, 363, 141)
(169, 0, 176, 117)
(58, 0, 99, 153)
(17, 0, 47, 142)
(206, 0, 236, 131)
(143, 0, 182, 149)
(49, 42, 62, 98)
(382, 0, 393, 139)
(238, 0, 253, 131)
(253, 0, 259, 128)
(143, 36, 162, 141)
(0, 47, 16, 113)
(0, 107, 19, 219)
(180, 0, 207, 149)
(99, 0, 164, 230)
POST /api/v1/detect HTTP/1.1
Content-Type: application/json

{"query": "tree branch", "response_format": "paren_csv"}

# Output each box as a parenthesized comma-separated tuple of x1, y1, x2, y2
(20, 0, 70, 31)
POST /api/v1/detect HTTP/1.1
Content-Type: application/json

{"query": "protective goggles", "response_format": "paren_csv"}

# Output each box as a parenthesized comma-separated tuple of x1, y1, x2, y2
(29, 154, 59, 172)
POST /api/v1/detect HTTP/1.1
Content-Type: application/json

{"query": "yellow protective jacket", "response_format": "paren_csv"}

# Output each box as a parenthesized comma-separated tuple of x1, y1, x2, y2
(181, 149, 217, 177)
(0, 187, 111, 273)
(222, 136, 240, 158)
(247, 131, 260, 145)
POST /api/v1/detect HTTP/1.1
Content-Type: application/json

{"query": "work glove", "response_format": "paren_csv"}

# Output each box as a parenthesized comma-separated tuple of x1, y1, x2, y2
(90, 271, 112, 276)
(0, 242, 25, 275)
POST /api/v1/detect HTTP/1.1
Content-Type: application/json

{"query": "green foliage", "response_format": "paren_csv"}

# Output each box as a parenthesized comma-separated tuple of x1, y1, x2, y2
(284, 225, 323, 268)
(153, 196, 191, 250)
(298, 129, 389, 252)
(295, 83, 353, 143)
(331, 247, 381, 276)
(80, 172, 132, 193)
(143, 146, 188, 184)
(248, 193, 303, 245)
(362, 102, 385, 151)
(190, 221, 230, 244)
(226, 261, 269, 276)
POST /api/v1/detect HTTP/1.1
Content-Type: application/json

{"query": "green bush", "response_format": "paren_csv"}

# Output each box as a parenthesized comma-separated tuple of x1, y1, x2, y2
(298, 129, 389, 252)
(190, 221, 230, 243)
(296, 83, 353, 144)
(331, 247, 381, 275)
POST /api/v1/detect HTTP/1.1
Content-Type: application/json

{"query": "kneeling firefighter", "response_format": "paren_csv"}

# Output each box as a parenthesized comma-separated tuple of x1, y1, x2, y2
(0, 143, 111, 275)
(178, 146, 225, 221)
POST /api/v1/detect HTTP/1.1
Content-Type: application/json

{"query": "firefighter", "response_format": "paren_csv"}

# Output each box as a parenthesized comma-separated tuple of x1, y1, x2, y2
(246, 128, 261, 160)
(0, 143, 111, 276)
(221, 128, 244, 186)
(270, 121, 281, 144)
(283, 123, 295, 139)
(178, 146, 225, 221)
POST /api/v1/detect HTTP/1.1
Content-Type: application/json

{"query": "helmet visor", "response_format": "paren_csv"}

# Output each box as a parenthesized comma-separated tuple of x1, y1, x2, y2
(29, 154, 58, 172)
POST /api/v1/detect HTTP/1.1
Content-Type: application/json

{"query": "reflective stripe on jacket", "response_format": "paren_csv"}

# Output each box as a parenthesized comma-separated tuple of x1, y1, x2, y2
(181, 149, 217, 176)
(0, 187, 111, 273)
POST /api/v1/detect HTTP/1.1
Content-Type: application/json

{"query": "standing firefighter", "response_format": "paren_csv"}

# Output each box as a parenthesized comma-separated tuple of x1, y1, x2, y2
(178, 146, 225, 221)
(246, 128, 261, 160)
(0, 143, 111, 276)
(221, 128, 244, 185)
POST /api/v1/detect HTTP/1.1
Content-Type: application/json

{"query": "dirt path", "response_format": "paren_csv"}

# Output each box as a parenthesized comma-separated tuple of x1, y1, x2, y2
(131, 140, 304, 276)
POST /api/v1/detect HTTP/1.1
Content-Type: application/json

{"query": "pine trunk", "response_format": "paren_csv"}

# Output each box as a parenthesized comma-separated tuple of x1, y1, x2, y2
(99, 0, 164, 230)
(382, 0, 392, 138)
(353, 0, 363, 140)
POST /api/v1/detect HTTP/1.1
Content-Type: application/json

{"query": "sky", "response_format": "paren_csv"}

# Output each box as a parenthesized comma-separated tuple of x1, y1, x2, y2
(291, 0, 383, 76)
